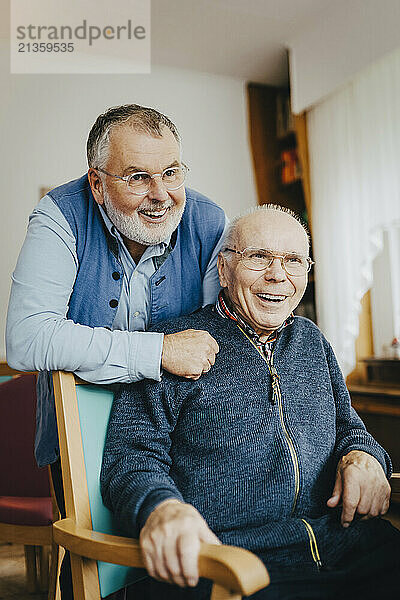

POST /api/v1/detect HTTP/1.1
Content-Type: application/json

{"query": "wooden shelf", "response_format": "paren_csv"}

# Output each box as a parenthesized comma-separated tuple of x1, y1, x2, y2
(362, 357, 400, 364)
(359, 357, 400, 385)
(351, 399, 400, 417)
(349, 380, 400, 469)
(278, 179, 303, 191)
(348, 382, 400, 399)
(276, 131, 297, 145)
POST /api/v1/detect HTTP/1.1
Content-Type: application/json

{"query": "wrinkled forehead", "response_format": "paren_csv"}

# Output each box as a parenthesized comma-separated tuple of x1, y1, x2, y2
(109, 121, 179, 150)
(107, 122, 181, 169)
(235, 211, 309, 255)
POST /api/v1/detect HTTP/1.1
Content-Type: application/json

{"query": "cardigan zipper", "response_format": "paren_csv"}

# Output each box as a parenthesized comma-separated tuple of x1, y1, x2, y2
(301, 519, 323, 570)
(269, 352, 300, 515)
(234, 324, 300, 515)
(230, 324, 323, 568)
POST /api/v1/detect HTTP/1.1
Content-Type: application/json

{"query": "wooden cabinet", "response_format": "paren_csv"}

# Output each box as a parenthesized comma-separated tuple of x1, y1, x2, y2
(348, 359, 400, 470)
(247, 84, 305, 212)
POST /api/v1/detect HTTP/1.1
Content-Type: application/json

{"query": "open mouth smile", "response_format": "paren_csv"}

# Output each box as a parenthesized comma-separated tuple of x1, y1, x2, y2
(256, 293, 288, 303)
(139, 207, 170, 223)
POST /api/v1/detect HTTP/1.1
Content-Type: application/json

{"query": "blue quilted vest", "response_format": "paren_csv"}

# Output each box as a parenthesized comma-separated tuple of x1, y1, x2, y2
(35, 174, 226, 466)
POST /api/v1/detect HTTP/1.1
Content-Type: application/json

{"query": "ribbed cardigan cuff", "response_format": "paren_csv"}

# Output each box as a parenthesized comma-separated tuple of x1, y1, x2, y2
(137, 489, 185, 530)
(335, 443, 392, 479)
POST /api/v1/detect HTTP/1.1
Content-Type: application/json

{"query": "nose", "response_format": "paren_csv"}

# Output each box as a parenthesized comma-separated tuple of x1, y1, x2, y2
(263, 257, 287, 281)
(147, 174, 169, 202)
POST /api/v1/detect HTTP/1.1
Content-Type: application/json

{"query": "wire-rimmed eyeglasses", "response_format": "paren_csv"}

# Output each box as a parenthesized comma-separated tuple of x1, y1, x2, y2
(224, 247, 314, 277)
(96, 163, 189, 196)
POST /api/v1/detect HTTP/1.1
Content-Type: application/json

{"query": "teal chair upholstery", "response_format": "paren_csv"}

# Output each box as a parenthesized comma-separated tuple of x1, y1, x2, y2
(76, 384, 146, 598)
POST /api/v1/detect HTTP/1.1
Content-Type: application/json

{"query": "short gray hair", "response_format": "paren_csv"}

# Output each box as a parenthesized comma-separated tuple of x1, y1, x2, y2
(222, 204, 311, 250)
(86, 104, 181, 169)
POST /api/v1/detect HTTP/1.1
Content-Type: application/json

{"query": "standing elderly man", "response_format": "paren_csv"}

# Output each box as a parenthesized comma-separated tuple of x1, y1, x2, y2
(101, 205, 398, 600)
(6, 104, 226, 599)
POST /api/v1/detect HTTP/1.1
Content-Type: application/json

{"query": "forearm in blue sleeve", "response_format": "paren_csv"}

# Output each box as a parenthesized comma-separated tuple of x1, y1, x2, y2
(100, 380, 184, 536)
(326, 342, 392, 476)
(6, 197, 163, 383)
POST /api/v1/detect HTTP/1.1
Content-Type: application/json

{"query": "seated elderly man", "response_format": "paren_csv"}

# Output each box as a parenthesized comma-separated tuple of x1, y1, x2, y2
(101, 206, 399, 600)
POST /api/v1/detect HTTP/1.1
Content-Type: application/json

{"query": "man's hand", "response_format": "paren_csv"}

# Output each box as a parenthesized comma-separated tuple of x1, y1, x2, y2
(327, 450, 391, 527)
(162, 330, 219, 380)
(140, 499, 221, 588)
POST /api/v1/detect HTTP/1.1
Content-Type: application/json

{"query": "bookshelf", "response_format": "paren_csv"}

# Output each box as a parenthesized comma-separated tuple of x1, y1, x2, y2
(247, 82, 316, 323)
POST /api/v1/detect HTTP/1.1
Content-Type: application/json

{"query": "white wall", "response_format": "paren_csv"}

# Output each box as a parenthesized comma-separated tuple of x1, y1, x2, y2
(0, 41, 257, 359)
(288, 0, 400, 113)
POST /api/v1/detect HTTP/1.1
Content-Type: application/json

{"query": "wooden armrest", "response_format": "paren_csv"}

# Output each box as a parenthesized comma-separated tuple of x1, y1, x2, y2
(53, 518, 269, 595)
(53, 519, 143, 567)
(0, 363, 35, 377)
(198, 543, 269, 596)
(390, 473, 400, 495)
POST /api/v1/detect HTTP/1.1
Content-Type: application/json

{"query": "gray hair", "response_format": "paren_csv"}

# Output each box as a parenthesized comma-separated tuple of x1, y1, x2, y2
(86, 104, 181, 169)
(222, 204, 311, 251)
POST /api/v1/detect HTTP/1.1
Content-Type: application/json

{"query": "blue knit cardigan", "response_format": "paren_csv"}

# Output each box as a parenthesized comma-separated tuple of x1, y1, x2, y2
(101, 306, 392, 571)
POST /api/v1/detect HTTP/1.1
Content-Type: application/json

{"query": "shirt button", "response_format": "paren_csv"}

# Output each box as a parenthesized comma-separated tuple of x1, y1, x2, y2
(133, 272, 138, 277)
(109, 299, 118, 308)
(112, 271, 121, 280)
(133, 311, 140, 317)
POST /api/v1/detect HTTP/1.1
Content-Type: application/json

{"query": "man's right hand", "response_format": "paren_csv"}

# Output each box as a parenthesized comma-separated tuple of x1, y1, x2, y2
(161, 330, 219, 379)
(140, 499, 221, 588)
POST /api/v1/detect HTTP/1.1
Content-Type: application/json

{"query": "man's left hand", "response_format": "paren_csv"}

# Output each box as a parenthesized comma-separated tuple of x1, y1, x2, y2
(327, 450, 391, 527)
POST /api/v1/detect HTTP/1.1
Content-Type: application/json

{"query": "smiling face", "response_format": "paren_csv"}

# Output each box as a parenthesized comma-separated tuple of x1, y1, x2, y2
(88, 121, 186, 250)
(218, 209, 309, 338)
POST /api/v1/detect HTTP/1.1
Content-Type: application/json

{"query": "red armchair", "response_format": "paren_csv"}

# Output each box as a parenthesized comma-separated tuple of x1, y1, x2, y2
(0, 371, 58, 598)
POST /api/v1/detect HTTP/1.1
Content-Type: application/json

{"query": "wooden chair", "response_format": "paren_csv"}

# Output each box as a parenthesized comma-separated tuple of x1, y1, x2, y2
(52, 370, 270, 599)
(0, 364, 59, 599)
(52, 369, 400, 599)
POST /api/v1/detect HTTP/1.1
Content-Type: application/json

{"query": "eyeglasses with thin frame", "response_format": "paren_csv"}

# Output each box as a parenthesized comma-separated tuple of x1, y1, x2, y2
(96, 163, 189, 196)
(224, 247, 314, 277)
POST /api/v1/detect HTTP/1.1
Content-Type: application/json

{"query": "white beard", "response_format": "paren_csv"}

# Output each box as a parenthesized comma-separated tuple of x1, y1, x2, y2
(102, 188, 186, 246)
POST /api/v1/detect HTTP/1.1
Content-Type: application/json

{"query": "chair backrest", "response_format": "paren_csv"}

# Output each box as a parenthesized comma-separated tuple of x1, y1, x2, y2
(53, 372, 146, 598)
(0, 362, 31, 378)
(0, 374, 50, 497)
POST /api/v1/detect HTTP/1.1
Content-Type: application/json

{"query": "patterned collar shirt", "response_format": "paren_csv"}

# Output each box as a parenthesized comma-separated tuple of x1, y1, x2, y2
(215, 290, 294, 362)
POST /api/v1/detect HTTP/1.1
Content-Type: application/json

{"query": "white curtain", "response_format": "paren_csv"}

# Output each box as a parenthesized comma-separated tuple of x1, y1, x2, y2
(307, 47, 400, 375)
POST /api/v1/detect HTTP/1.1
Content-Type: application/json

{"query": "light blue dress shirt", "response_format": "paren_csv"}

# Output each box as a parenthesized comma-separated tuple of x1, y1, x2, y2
(6, 195, 228, 384)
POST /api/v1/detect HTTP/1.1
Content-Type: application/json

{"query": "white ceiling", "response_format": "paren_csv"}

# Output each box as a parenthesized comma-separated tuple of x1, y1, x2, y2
(151, 0, 333, 85)
(2, 0, 333, 85)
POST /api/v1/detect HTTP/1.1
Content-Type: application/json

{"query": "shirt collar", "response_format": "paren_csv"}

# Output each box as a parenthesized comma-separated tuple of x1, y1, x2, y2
(215, 290, 293, 345)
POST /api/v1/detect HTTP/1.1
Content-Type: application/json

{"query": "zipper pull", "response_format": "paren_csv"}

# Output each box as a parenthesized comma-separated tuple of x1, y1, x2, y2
(270, 366, 280, 387)
(269, 367, 279, 405)
(271, 378, 278, 405)
(271, 372, 279, 404)
(270, 364, 279, 378)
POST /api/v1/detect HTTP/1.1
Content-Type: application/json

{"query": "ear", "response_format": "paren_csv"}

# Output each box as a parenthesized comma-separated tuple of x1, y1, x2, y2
(87, 168, 104, 206)
(217, 253, 230, 289)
